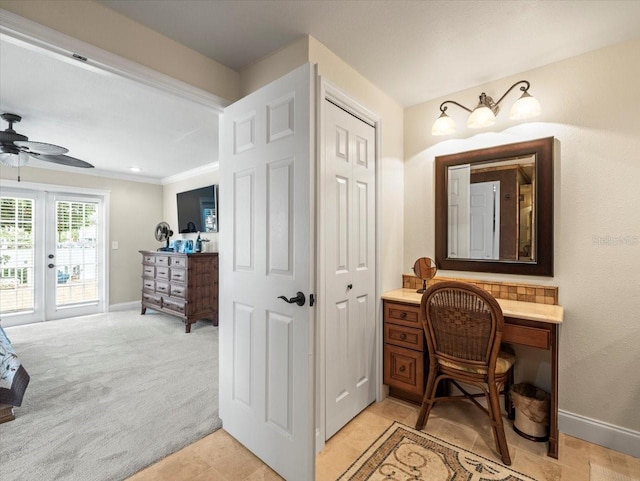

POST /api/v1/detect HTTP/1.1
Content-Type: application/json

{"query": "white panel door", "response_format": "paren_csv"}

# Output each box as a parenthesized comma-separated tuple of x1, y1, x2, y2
(219, 63, 315, 481)
(469, 181, 500, 259)
(324, 100, 376, 439)
(447, 164, 470, 258)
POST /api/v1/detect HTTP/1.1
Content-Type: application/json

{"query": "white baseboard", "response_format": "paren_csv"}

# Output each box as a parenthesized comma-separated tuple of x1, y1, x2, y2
(559, 410, 640, 458)
(108, 301, 139, 312)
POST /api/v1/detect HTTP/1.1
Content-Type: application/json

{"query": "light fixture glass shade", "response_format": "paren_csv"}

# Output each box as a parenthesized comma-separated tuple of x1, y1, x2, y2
(467, 105, 496, 128)
(0, 152, 30, 168)
(431, 112, 456, 136)
(509, 91, 542, 120)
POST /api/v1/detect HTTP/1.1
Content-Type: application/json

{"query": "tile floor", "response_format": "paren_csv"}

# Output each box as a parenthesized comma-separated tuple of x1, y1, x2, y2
(127, 397, 640, 481)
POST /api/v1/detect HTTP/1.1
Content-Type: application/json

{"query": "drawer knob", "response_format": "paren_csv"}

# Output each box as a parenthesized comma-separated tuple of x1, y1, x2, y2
(400, 333, 407, 340)
(399, 366, 406, 372)
(400, 312, 407, 319)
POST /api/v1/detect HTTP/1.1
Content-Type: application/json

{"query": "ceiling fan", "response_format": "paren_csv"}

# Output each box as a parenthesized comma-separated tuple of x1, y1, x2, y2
(0, 113, 94, 172)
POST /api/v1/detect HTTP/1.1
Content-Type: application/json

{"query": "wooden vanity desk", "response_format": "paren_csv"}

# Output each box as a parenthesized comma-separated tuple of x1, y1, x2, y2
(382, 287, 564, 459)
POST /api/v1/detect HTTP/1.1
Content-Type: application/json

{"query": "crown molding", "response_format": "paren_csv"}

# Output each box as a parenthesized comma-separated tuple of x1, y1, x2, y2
(161, 162, 219, 185)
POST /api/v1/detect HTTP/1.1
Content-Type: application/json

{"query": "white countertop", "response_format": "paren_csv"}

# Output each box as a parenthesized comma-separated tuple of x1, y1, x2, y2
(382, 288, 563, 324)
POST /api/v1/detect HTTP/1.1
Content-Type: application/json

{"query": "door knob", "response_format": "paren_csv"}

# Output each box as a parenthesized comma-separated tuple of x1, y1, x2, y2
(48, 263, 55, 268)
(277, 291, 306, 307)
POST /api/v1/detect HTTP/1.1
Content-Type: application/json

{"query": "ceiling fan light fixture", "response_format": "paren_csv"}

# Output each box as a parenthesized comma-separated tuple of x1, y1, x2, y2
(0, 151, 30, 168)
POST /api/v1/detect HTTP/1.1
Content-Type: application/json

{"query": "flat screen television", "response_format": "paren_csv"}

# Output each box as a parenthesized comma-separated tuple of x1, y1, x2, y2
(176, 185, 218, 233)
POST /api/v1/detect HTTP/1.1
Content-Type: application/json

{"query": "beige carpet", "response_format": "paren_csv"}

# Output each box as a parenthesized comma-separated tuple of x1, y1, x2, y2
(339, 421, 536, 481)
(0, 310, 220, 481)
(590, 462, 639, 481)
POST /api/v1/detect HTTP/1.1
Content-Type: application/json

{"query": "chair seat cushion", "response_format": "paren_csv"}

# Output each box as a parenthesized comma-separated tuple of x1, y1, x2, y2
(439, 349, 515, 374)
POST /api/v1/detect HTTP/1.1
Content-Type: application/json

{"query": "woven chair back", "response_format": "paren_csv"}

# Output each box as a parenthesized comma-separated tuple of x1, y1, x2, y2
(421, 281, 504, 370)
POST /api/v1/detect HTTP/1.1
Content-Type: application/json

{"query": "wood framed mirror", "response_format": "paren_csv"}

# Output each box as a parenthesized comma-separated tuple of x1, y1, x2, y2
(435, 137, 554, 276)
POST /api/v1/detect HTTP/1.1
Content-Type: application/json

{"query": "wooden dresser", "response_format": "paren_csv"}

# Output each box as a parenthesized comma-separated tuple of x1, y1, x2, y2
(139, 251, 218, 333)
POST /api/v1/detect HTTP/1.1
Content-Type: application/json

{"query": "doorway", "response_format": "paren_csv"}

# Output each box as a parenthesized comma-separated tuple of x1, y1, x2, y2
(0, 185, 107, 326)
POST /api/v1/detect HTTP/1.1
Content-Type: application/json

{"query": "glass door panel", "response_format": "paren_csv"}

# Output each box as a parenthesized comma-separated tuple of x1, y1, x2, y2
(54, 200, 99, 307)
(0, 195, 35, 315)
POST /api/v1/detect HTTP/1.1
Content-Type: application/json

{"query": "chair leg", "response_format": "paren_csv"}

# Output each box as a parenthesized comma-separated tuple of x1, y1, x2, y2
(415, 368, 438, 431)
(488, 381, 511, 465)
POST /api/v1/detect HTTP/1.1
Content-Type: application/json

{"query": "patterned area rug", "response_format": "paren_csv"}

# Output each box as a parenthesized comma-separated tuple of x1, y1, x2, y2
(339, 422, 536, 481)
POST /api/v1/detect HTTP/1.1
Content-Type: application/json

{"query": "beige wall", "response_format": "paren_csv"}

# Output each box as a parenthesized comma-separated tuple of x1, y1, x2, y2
(0, 167, 163, 305)
(0, 0, 240, 102)
(240, 35, 405, 293)
(404, 38, 640, 432)
(162, 168, 220, 251)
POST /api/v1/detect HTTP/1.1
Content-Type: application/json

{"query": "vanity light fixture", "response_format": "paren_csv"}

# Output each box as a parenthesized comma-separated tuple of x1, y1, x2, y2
(432, 80, 541, 136)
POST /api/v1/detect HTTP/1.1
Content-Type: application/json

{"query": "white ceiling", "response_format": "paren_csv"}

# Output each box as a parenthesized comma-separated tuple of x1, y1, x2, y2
(0, 38, 218, 182)
(100, 0, 640, 106)
(2, 1, 640, 181)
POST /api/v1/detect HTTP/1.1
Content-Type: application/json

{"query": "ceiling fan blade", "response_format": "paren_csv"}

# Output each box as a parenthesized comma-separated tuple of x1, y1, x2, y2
(36, 153, 94, 168)
(14, 140, 68, 155)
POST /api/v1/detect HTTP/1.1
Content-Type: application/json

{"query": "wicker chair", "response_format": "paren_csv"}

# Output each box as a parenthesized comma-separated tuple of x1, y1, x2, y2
(415, 281, 515, 465)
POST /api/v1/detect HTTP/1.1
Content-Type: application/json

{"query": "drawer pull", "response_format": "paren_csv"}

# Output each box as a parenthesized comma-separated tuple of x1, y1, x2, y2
(399, 366, 406, 372)
(400, 312, 407, 319)
(400, 333, 407, 340)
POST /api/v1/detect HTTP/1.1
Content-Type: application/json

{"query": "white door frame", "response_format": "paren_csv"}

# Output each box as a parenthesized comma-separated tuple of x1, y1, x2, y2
(0, 179, 110, 326)
(316, 78, 382, 453)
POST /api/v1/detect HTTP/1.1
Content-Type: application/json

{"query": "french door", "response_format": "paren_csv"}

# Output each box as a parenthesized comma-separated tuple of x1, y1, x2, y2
(0, 187, 105, 326)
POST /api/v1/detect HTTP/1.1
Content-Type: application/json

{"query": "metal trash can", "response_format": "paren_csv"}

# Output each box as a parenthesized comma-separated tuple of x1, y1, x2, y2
(510, 383, 550, 442)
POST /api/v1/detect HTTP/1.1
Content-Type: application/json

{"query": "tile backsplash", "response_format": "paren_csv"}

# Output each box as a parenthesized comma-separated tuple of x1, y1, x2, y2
(402, 274, 558, 305)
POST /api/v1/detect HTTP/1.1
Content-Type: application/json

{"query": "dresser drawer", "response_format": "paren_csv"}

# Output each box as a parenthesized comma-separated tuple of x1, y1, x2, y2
(170, 284, 186, 299)
(142, 292, 161, 308)
(171, 268, 186, 283)
(384, 323, 424, 351)
(155, 266, 169, 280)
(142, 265, 155, 277)
(143, 255, 155, 264)
(384, 302, 422, 328)
(503, 323, 550, 349)
(155, 282, 170, 294)
(142, 279, 155, 292)
(384, 344, 424, 396)
(163, 298, 186, 315)
(155, 256, 169, 266)
(171, 256, 187, 268)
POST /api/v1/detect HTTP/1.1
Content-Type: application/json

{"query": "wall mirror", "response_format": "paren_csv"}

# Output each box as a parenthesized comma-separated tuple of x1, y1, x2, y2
(435, 137, 554, 276)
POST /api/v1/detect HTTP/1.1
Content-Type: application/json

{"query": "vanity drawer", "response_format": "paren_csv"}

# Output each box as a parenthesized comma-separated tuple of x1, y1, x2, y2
(155, 282, 170, 295)
(155, 266, 169, 280)
(503, 323, 550, 349)
(384, 323, 424, 351)
(384, 344, 424, 396)
(384, 302, 422, 328)
(171, 256, 187, 268)
(155, 256, 169, 266)
(170, 284, 186, 299)
(171, 269, 186, 283)
(143, 255, 155, 265)
(163, 298, 186, 315)
(142, 265, 155, 277)
(142, 279, 155, 292)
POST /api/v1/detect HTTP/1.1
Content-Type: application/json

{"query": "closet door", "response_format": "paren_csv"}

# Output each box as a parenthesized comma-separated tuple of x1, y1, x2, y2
(324, 100, 376, 439)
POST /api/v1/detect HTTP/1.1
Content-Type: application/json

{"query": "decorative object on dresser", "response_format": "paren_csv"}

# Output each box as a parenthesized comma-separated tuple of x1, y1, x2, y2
(140, 251, 218, 333)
